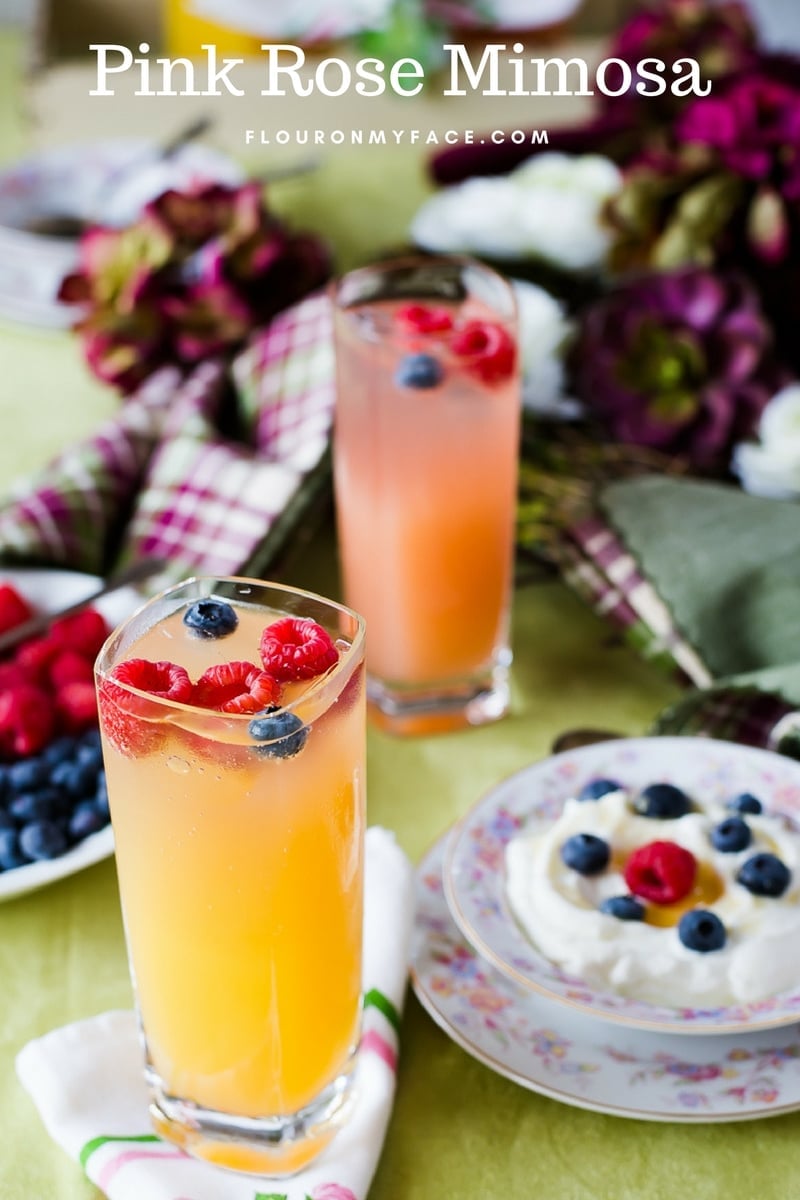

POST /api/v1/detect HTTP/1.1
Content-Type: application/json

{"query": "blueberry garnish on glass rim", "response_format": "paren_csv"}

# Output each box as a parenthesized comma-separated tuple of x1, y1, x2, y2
(183, 598, 238, 639)
(249, 707, 308, 759)
(394, 352, 445, 390)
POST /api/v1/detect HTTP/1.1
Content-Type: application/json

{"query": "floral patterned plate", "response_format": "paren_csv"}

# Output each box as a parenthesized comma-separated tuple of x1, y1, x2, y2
(443, 737, 800, 1035)
(413, 832, 800, 1122)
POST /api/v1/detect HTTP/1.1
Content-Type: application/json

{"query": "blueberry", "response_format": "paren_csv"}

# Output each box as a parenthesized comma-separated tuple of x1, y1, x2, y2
(0, 827, 21, 869)
(68, 802, 107, 842)
(710, 816, 751, 854)
(394, 353, 444, 390)
(18, 819, 67, 862)
(50, 760, 96, 800)
(678, 909, 726, 953)
(249, 708, 308, 759)
(727, 792, 763, 816)
(599, 894, 645, 921)
(737, 852, 791, 897)
(94, 774, 109, 818)
(560, 833, 610, 875)
(8, 790, 60, 824)
(578, 778, 623, 802)
(183, 598, 238, 639)
(6, 757, 49, 793)
(635, 783, 692, 820)
(80, 727, 102, 752)
(0, 810, 14, 833)
(42, 736, 77, 768)
(76, 740, 103, 771)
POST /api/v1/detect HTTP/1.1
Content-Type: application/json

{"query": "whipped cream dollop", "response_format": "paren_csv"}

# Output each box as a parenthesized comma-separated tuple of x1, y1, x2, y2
(505, 788, 800, 1008)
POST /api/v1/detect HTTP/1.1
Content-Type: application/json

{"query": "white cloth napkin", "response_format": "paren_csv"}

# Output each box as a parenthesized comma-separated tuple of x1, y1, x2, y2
(16, 827, 413, 1200)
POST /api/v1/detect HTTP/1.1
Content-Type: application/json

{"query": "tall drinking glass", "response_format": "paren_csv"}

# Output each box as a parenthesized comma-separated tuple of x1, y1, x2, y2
(331, 256, 521, 735)
(95, 577, 366, 1175)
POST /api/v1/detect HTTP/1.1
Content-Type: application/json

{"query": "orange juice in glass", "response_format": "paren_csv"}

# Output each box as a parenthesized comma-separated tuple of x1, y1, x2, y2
(332, 256, 520, 735)
(95, 577, 366, 1175)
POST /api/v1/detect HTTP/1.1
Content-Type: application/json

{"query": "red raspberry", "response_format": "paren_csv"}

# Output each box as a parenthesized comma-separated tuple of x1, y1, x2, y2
(193, 661, 281, 714)
(49, 649, 95, 688)
(0, 661, 32, 691)
(0, 684, 55, 758)
(98, 659, 193, 757)
(50, 608, 109, 659)
(450, 320, 516, 383)
(15, 635, 61, 680)
(397, 303, 454, 334)
(57, 680, 98, 734)
(623, 841, 697, 905)
(0, 583, 34, 636)
(111, 658, 194, 702)
(259, 617, 339, 683)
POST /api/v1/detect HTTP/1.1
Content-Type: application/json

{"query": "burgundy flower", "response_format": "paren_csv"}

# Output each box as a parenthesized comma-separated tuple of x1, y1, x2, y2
(161, 281, 253, 362)
(571, 269, 782, 469)
(60, 181, 331, 393)
(611, 0, 757, 111)
(677, 66, 800, 201)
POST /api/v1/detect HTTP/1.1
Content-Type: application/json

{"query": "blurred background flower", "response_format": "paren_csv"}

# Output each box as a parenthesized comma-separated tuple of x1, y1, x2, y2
(732, 383, 800, 498)
(412, 153, 622, 273)
(571, 268, 782, 470)
(59, 181, 331, 393)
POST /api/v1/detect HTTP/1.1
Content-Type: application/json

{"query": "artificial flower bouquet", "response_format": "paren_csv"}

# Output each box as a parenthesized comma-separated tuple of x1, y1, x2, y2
(59, 182, 331, 394)
(411, 0, 800, 559)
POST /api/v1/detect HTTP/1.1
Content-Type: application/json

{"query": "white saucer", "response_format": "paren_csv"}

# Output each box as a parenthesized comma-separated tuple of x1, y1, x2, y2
(411, 833, 800, 1123)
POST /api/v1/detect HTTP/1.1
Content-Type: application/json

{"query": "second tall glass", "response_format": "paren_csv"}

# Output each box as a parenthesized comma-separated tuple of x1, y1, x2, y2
(332, 256, 521, 735)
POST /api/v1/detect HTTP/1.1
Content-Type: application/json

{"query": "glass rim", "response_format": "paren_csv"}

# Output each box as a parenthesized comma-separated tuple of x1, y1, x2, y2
(329, 251, 518, 317)
(94, 574, 366, 723)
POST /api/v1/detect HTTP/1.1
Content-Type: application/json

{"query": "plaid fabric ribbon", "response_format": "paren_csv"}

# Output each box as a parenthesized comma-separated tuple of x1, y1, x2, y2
(0, 292, 336, 587)
(556, 513, 713, 689)
(554, 510, 798, 752)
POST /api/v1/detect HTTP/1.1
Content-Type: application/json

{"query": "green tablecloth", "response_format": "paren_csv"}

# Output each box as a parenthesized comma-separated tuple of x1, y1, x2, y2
(4, 26, 800, 1200)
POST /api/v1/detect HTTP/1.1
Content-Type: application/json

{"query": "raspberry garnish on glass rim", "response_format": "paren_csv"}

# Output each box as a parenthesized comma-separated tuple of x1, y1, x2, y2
(396, 303, 454, 334)
(193, 661, 281, 714)
(259, 617, 339, 683)
(99, 659, 193, 756)
(451, 320, 516, 383)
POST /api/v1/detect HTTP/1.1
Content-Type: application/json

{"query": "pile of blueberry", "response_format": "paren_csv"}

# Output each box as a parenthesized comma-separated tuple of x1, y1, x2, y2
(0, 728, 108, 871)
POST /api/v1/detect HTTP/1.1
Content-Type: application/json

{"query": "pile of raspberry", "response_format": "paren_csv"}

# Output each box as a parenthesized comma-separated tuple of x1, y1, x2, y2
(0, 582, 111, 870)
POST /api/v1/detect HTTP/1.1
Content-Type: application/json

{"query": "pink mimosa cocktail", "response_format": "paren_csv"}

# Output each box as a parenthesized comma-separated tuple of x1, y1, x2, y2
(95, 578, 366, 1175)
(332, 257, 520, 733)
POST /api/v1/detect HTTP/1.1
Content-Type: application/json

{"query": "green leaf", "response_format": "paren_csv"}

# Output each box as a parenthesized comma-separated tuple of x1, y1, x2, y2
(357, 0, 445, 72)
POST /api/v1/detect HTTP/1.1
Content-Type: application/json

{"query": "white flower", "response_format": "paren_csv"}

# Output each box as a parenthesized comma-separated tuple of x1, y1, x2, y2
(511, 153, 623, 272)
(410, 152, 622, 273)
(410, 177, 531, 260)
(732, 383, 800, 499)
(512, 279, 580, 419)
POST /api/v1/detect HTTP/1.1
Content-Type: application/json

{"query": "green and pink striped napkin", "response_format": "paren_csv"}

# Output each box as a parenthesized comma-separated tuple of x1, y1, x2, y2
(16, 827, 413, 1200)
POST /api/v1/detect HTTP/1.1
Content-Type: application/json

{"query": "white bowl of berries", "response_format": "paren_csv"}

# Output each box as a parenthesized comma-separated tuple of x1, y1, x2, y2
(0, 567, 141, 900)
